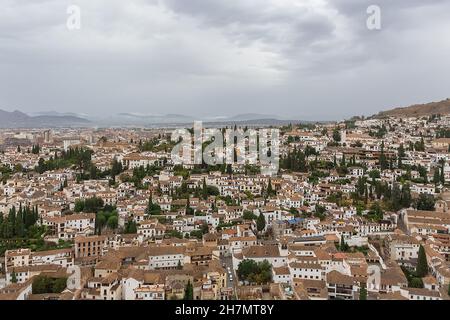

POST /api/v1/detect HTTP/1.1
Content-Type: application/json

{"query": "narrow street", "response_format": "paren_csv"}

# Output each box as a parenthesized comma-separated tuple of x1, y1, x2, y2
(220, 255, 237, 293)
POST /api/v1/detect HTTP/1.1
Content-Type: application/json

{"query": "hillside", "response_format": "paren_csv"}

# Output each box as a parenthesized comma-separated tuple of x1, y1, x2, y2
(375, 98, 450, 118)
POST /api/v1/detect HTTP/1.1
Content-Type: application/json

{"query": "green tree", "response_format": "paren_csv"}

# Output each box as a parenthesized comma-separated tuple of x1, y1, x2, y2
(202, 178, 208, 200)
(256, 213, 266, 233)
(332, 128, 341, 142)
(243, 211, 257, 220)
(124, 220, 137, 234)
(368, 169, 380, 180)
(433, 168, 441, 185)
(237, 259, 258, 281)
(415, 194, 435, 211)
(146, 195, 161, 215)
(397, 144, 405, 168)
(390, 183, 402, 211)
(95, 213, 106, 234)
(107, 215, 118, 229)
(368, 202, 383, 221)
(74, 197, 104, 213)
(110, 158, 123, 179)
(359, 284, 367, 300)
(400, 184, 412, 208)
(379, 141, 389, 170)
(15, 206, 25, 237)
(237, 259, 272, 284)
(32, 276, 67, 294)
(266, 179, 275, 197)
(184, 280, 193, 300)
(416, 245, 428, 278)
(11, 271, 18, 283)
(409, 277, 424, 288)
(340, 236, 349, 252)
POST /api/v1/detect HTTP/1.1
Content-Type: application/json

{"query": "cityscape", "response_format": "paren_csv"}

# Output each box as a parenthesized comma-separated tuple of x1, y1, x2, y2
(0, 107, 449, 300)
(1, 0, 450, 306)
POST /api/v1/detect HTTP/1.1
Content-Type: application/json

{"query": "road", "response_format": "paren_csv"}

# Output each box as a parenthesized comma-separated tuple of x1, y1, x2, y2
(220, 255, 237, 292)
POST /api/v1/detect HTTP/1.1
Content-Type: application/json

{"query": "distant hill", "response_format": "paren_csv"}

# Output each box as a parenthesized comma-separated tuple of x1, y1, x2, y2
(29, 111, 89, 118)
(374, 98, 450, 118)
(0, 109, 90, 128)
(226, 113, 278, 121)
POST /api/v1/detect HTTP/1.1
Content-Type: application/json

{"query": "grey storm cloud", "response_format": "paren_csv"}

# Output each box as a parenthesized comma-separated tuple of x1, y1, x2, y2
(1, 0, 450, 121)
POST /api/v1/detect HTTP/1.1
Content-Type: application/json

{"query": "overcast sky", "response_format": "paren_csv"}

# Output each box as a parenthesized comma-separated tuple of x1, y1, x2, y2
(1, 0, 450, 121)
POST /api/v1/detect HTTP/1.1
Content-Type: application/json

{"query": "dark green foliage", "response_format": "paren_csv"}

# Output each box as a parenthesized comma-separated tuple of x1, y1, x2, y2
(198, 178, 220, 200)
(280, 147, 307, 172)
(31, 144, 40, 154)
(139, 138, 176, 153)
(436, 128, 450, 138)
(415, 194, 435, 211)
(416, 245, 428, 278)
(36, 147, 93, 174)
(243, 211, 257, 220)
(166, 230, 183, 239)
(0, 205, 39, 239)
(256, 213, 266, 232)
(11, 271, 17, 283)
(339, 237, 350, 252)
(266, 179, 276, 197)
(237, 259, 272, 284)
(184, 280, 193, 300)
(379, 141, 389, 170)
(32, 275, 67, 294)
(332, 128, 341, 142)
(314, 205, 326, 220)
(367, 202, 383, 222)
(400, 183, 412, 208)
(359, 284, 367, 300)
(74, 197, 104, 213)
(401, 266, 424, 288)
(409, 277, 424, 288)
(106, 215, 118, 229)
(124, 220, 137, 234)
(110, 158, 124, 178)
(146, 195, 161, 215)
(414, 137, 425, 152)
(369, 125, 387, 138)
(95, 210, 118, 235)
(190, 223, 209, 239)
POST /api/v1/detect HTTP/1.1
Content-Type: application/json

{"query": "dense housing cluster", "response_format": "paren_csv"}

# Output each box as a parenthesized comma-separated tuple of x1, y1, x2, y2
(0, 114, 450, 300)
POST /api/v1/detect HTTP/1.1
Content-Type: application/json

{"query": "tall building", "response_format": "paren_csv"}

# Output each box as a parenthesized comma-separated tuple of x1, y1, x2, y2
(43, 130, 51, 143)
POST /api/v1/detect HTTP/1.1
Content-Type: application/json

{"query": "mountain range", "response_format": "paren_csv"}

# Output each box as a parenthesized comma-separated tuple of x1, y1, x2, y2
(0, 109, 90, 128)
(93, 113, 285, 126)
(1, 98, 449, 128)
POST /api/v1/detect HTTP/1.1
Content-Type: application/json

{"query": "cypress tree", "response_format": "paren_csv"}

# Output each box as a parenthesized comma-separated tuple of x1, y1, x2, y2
(184, 280, 193, 300)
(11, 271, 18, 283)
(401, 184, 412, 208)
(433, 168, 441, 185)
(359, 284, 367, 300)
(202, 178, 208, 200)
(256, 213, 266, 233)
(267, 179, 274, 197)
(15, 205, 25, 237)
(416, 245, 428, 277)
